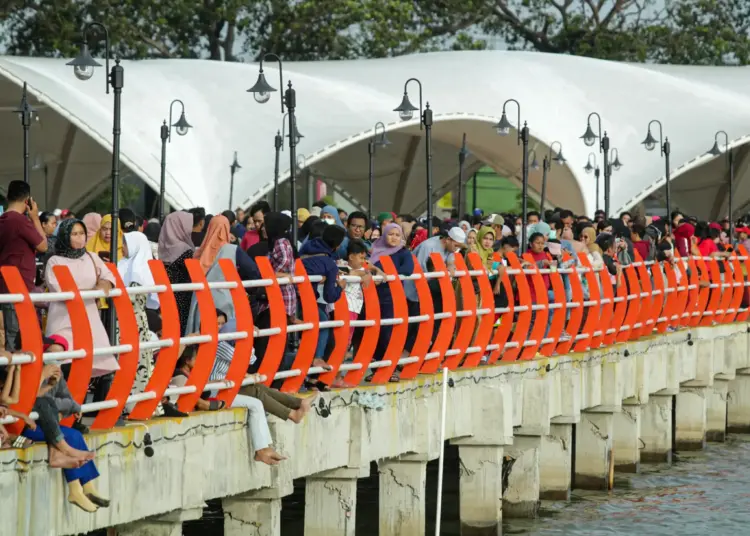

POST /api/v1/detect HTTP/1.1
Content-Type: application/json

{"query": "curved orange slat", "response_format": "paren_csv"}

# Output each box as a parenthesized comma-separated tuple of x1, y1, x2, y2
(92, 263, 139, 429)
(662, 260, 680, 330)
(342, 280, 380, 385)
(442, 254, 477, 369)
(176, 259, 219, 412)
(281, 260, 318, 392)
(538, 266, 565, 357)
(700, 259, 722, 326)
(714, 258, 733, 324)
(573, 252, 602, 352)
(630, 253, 653, 340)
(319, 288, 350, 386)
(653, 261, 672, 333)
(1, 267, 43, 435)
(400, 260, 435, 379)
(370, 256, 410, 383)
(462, 253, 495, 368)
(679, 255, 698, 327)
(604, 268, 627, 346)
(215, 259, 254, 404)
(644, 261, 665, 337)
(587, 255, 613, 349)
(520, 253, 549, 360)
(502, 253, 531, 362)
(616, 266, 641, 343)
(556, 254, 584, 355)
(689, 256, 709, 328)
(421, 254, 457, 372)
(725, 255, 744, 324)
(52, 264, 93, 410)
(129, 261, 180, 419)
(487, 256, 514, 364)
(254, 257, 287, 387)
(736, 246, 750, 322)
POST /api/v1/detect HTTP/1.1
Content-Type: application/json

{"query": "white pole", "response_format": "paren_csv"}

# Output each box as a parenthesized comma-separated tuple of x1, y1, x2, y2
(435, 366, 449, 536)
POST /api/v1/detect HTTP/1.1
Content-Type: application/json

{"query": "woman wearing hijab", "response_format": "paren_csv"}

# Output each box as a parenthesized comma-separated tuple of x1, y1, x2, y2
(298, 215, 319, 245)
(320, 205, 344, 227)
(143, 221, 161, 260)
(159, 211, 196, 332)
(185, 215, 260, 335)
(46, 219, 118, 377)
(117, 232, 162, 416)
(85, 214, 123, 262)
(366, 222, 414, 382)
(81, 213, 102, 241)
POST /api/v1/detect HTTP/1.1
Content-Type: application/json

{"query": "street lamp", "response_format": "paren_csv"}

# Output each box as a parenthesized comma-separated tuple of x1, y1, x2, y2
(15, 82, 35, 184)
(494, 99, 529, 248)
(641, 120, 671, 230)
(249, 54, 301, 245)
(580, 113, 612, 217)
(394, 78, 435, 237)
(158, 99, 192, 221)
(584, 153, 601, 212)
(229, 152, 241, 211)
(456, 133, 469, 221)
(367, 122, 390, 221)
(706, 131, 733, 237)
(271, 113, 304, 211)
(540, 141, 565, 218)
(67, 21, 123, 265)
(529, 150, 540, 171)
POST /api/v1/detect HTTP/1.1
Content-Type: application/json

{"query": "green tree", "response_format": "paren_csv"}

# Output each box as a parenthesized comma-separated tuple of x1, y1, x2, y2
(80, 182, 142, 216)
(514, 190, 540, 215)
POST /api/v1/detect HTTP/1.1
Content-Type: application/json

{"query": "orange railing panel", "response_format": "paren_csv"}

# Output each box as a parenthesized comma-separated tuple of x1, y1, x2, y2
(462, 253, 495, 368)
(420, 254, 457, 373)
(254, 257, 287, 387)
(281, 260, 318, 392)
(502, 253, 531, 362)
(400, 260, 434, 379)
(443, 254, 477, 369)
(342, 279, 380, 386)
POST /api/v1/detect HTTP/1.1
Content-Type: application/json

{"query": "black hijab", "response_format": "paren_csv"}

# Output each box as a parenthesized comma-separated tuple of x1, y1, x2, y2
(144, 221, 161, 243)
(264, 212, 298, 257)
(54, 219, 88, 259)
(299, 215, 319, 242)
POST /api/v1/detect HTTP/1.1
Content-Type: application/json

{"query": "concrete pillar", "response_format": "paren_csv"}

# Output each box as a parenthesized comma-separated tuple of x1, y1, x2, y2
(223, 497, 281, 536)
(675, 387, 707, 451)
(706, 379, 728, 442)
(378, 458, 426, 536)
(539, 423, 572, 501)
(305, 470, 358, 536)
(457, 445, 504, 535)
(613, 405, 641, 473)
(574, 411, 613, 491)
(117, 508, 203, 536)
(727, 372, 750, 433)
(503, 435, 540, 518)
(640, 394, 673, 463)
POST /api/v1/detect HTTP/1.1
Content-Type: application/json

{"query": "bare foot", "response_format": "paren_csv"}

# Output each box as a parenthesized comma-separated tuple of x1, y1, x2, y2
(254, 447, 286, 465)
(57, 441, 95, 462)
(312, 358, 332, 371)
(300, 392, 320, 414)
(288, 408, 303, 424)
(49, 448, 82, 469)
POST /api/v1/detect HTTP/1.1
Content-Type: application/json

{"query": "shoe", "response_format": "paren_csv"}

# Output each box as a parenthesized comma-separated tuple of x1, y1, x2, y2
(162, 402, 189, 418)
(85, 493, 110, 508)
(72, 420, 89, 435)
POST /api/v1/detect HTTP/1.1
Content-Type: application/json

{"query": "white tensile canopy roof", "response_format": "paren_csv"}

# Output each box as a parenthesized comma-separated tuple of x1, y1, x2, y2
(0, 51, 748, 218)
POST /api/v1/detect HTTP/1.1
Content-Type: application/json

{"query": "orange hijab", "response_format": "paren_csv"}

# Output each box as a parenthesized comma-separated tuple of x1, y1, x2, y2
(194, 215, 230, 273)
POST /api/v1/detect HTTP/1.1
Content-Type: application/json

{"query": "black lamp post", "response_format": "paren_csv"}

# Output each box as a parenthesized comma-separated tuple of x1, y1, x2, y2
(394, 78, 434, 237)
(15, 82, 35, 184)
(707, 131, 733, 237)
(456, 133, 469, 220)
(367, 122, 390, 222)
(159, 99, 192, 221)
(580, 113, 612, 217)
(641, 120, 671, 229)
(540, 142, 565, 219)
(67, 22, 123, 265)
(229, 152, 241, 211)
(494, 99, 529, 248)
(584, 153, 601, 212)
(248, 54, 301, 244)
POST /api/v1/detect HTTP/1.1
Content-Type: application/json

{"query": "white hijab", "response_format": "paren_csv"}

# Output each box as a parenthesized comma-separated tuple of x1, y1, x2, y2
(118, 231, 159, 309)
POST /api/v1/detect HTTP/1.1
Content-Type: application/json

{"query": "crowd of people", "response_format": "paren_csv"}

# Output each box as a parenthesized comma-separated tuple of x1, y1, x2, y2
(0, 177, 746, 511)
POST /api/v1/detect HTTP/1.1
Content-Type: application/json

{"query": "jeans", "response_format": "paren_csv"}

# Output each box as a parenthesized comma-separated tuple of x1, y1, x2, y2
(315, 304, 330, 360)
(0, 304, 20, 351)
(231, 394, 272, 452)
(32, 396, 64, 445)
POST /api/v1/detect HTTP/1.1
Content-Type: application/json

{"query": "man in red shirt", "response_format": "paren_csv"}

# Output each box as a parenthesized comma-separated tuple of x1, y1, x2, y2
(0, 180, 47, 350)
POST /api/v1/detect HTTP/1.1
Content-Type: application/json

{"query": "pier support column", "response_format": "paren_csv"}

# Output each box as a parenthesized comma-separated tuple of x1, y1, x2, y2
(223, 496, 281, 536)
(503, 435, 541, 518)
(675, 387, 707, 451)
(455, 445, 504, 535)
(727, 372, 750, 433)
(574, 411, 613, 491)
(539, 423, 573, 501)
(706, 379, 728, 442)
(640, 394, 673, 463)
(613, 404, 641, 473)
(117, 507, 203, 536)
(378, 458, 427, 536)
(304, 467, 363, 536)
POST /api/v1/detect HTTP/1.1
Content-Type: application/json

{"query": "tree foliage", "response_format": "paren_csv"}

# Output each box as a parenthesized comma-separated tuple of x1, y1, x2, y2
(2, 0, 748, 65)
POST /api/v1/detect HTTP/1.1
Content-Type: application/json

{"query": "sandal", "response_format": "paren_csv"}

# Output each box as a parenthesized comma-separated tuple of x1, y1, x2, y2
(388, 373, 400, 383)
(72, 420, 90, 435)
(303, 379, 331, 392)
(208, 400, 226, 411)
(11, 436, 33, 449)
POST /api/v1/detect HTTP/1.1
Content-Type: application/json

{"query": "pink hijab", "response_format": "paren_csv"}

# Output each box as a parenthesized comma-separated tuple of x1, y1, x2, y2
(81, 212, 102, 241)
(369, 223, 404, 265)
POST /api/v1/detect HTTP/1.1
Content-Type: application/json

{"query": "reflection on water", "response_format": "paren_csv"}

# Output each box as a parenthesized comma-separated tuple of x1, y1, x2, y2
(182, 435, 750, 535)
